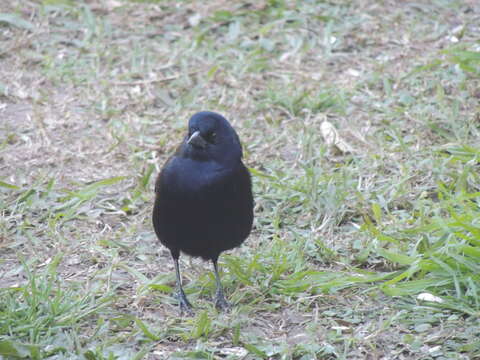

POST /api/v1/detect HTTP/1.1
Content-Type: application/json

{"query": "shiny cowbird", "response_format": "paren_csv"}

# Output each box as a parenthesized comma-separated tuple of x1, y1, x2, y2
(152, 111, 254, 312)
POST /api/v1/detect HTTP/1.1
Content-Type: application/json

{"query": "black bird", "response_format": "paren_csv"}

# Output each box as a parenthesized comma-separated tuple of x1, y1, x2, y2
(152, 111, 254, 312)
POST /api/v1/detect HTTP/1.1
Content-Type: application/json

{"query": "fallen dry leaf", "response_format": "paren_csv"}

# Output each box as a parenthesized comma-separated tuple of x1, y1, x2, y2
(320, 120, 354, 154)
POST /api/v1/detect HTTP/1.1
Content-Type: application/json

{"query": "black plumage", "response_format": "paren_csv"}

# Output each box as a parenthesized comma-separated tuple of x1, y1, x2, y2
(152, 111, 254, 312)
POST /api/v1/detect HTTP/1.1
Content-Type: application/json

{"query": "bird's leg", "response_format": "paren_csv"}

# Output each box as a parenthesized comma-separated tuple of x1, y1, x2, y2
(212, 259, 230, 310)
(173, 256, 193, 314)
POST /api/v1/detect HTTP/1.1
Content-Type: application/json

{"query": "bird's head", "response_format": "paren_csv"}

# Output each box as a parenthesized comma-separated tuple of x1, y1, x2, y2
(180, 111, 243, 165)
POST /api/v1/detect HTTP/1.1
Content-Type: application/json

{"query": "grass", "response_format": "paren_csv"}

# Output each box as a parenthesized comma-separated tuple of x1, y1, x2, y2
(1, 0, 480, 359)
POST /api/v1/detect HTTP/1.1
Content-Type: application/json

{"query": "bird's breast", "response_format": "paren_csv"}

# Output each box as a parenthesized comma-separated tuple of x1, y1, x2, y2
(164, 158, 236, 195)
(153, 156, 253, 258)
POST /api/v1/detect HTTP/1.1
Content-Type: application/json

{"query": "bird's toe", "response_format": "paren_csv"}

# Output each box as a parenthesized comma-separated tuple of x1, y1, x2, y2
(179, 303, 194, 316)
(177, 291, 194, 315)
(214, 294, 231, 311)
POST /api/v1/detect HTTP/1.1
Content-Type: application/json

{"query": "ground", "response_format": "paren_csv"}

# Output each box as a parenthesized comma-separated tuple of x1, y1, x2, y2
(1, 0, 479, 359)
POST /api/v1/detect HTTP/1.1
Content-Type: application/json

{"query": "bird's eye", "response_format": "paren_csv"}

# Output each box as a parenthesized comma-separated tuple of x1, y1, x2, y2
(207, 132, 217, 143)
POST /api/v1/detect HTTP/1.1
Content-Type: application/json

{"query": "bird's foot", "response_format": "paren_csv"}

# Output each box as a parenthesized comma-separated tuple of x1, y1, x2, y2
(214, 291, 231, 311)
(177, 291, 193, 315)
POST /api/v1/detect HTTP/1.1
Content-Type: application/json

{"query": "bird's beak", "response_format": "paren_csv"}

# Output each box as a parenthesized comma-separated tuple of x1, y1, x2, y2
(187, 130, 207, 149)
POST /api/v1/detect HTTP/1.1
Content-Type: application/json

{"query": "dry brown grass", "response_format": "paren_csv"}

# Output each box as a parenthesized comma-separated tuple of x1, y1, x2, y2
(1, 0, 479, 359)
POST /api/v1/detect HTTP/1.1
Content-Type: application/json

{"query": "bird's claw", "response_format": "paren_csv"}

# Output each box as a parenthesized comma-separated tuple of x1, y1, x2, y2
(214, 292, 231, 311)
(179, 303, 194, 315)
(177, 291, 194, 315)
